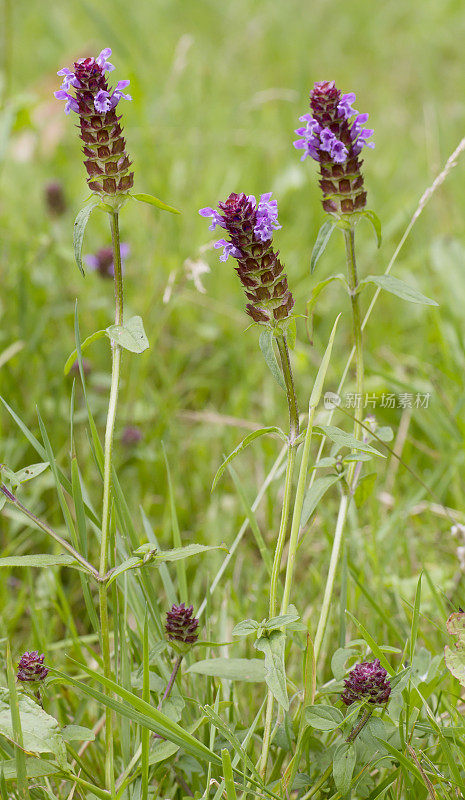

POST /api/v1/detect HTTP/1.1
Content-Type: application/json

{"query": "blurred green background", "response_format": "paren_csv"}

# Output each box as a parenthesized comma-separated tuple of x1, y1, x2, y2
(2, 0, 465, 639)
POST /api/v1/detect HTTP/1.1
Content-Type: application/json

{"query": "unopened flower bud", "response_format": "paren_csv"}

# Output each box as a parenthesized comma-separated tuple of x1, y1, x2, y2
(45, 181, 67, 216)
(342, 659, 391, 706)
(165, 603, 199, 648)
(17, 651, 49, 683)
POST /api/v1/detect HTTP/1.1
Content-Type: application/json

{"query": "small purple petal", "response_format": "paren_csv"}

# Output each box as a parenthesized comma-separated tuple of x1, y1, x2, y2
(199, 206, 225, 231)
(94, 89, 111, 112)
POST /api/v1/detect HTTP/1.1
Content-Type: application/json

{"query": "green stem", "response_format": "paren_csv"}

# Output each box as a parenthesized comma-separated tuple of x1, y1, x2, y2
(280, 404, 315, 614)
(313, 226, 364, 663)
(258, 332, 299, 779)
(99, 209, 124, 799)
(276, 334, 299, 443)
(344, 227, 364, 447)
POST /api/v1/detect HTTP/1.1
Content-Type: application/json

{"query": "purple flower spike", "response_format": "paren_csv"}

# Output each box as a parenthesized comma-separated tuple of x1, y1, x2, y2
(17, 651, 49, 683)
(342, 659, 391, 706)
(199, 192, 294, 326)
(165, 603, 199, 648)
(54, 48, 133, 196)
(85, 243, 129, 278)
(294, 80, 374, 215)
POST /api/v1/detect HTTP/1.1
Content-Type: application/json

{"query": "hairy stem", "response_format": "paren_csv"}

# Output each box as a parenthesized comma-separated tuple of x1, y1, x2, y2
(99, 209, 124, 798)
(258, 332, 299, 779)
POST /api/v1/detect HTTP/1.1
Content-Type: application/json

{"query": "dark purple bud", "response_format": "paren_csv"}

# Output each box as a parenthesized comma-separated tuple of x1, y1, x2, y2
(294, 80, 373, 216)
(121, 425, 143, 446)
(45, 181, 67, 216)
(165, 603, 199, 646)
(199, 192, 294, 326)
(17, 651, 49, 683)
(342, 659, 391, 706)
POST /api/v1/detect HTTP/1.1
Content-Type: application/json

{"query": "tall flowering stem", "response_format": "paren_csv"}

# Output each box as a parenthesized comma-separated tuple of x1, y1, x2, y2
(200, 192, 298, 778)
(55, 48, 133, 797)
(295, 80, 374, 661)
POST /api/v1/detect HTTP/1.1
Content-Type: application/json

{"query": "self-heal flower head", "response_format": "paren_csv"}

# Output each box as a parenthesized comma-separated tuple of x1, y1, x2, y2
(85, 243, 129, 278)
(199, 192, 293, 325)
(294, 80, 374, 215)
(342, 659, 391, 706)
(166, 603, 199, 648)
(17, 651, 49, 683)
(54, 48, 133, 197)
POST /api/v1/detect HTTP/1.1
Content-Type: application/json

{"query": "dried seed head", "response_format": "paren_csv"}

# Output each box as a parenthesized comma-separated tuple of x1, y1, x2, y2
(199, 192, 294, 325)
(165, 603, 199, 646)
(342, 659, 391, 706)
(294, 80, 374, 216)
(17, 651, 49, 683)
(54, 48, 133, 198)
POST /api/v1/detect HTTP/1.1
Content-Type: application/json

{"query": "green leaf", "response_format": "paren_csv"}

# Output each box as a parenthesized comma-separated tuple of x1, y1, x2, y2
(13, 462, 49, 485)
(331, 647, 357, 681)
(315, 425, 385, 457)
(0, 554, 83, 569)
(232, 619, 260, 637)
(266, 609, 300, 631)
(301, 474, 341, 527)
(158, 543, 223, 563)
(286, 317, 297, 350)
(61, 725, 95, 743)
(360, 274, 438, 306)
(187, 658, 266, 683)
(254, 631, 289, 710)
(306, 275, 346, 317)
(64, 329, 106, 375)
(445, 611, 465, 686)
(0, 758, 60, 780)
(310, 220, 336, 273)
(332, 742, 356, 795)
(73, 197, 100, 276)
(0, 688, 66, 765)
(309, 314, 341, 408)
(212, 427, 286, 491)
(131, 192, 180, 214)
(259, 330, 286, 391)
(106, 315, 149, 353)
(360, 209, 382, 248)
(305, 704, 343, 731)
(221, 748, 238, 800)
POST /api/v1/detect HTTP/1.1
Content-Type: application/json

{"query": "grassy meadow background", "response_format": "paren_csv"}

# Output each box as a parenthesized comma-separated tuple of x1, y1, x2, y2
(1, 0, 465, 665)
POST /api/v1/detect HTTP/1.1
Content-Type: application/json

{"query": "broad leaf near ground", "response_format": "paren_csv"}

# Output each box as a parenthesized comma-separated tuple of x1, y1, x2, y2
(0, 688, 66, 765)
(254, 631, 289, 710)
